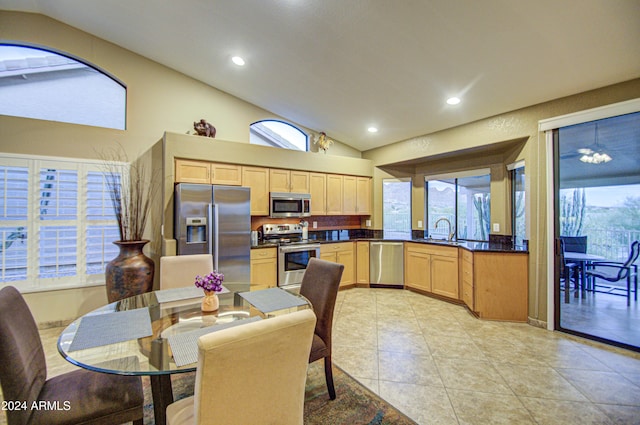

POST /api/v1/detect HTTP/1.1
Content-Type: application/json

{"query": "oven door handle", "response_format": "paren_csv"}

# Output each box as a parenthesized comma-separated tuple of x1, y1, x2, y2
(278, 245, 321, 253)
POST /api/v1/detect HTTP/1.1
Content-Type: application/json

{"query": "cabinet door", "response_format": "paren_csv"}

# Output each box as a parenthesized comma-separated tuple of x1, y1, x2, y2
(250, 248, 277, 291)
(431, 255, 459, 299)
(309, 173, 326, 215)
(242, 166, 270, 215)
(342, 175, 357, 215)
(210, 163, 242, 186)
(320, 252, 336, 262)
(336, 248, 354, 287)
(290, 171, 310, 193)
(269, 169, 290, 192)
(356, 177, 371, 215)
(356, 241, 370, 285)
(175, 159, 210, 184)
(405, 249, 431, 292)
(326, 174, 343, 215)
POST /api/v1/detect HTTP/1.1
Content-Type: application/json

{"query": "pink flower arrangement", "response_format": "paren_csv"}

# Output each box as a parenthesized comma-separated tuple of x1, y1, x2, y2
(194, 271, 224, 293)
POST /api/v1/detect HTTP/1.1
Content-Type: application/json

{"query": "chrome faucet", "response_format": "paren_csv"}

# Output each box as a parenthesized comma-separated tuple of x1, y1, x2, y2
(434, 217, 455, 241)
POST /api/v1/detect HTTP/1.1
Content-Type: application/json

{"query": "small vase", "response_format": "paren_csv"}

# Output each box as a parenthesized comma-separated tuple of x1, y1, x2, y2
(201, 291, 219, 312)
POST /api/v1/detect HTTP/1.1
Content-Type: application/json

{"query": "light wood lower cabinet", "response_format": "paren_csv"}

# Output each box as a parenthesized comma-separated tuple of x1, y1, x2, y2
(473, 251, 528, 322)
(356, 241, 369, 286)
(404, 242, 458, 298)
(320, 242, 354, 288)
(250, 248, 277, 291)
(460, 249, 474, 310)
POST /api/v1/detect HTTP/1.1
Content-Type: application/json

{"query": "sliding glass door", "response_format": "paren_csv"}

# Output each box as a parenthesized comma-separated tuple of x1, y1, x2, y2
(555, 111, 640, 351)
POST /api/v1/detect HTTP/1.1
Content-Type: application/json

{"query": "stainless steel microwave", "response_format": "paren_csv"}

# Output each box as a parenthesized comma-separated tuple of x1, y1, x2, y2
(269, 192, 311, 218)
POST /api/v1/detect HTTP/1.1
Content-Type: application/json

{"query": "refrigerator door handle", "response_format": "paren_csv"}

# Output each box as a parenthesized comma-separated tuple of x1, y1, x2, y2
(207, 203, 214, 255)
(212, 203, 220, 270)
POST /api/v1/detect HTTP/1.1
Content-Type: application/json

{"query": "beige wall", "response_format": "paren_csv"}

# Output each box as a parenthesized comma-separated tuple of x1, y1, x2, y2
(0, 11, 358, 324)
(363, 79, 640, 325)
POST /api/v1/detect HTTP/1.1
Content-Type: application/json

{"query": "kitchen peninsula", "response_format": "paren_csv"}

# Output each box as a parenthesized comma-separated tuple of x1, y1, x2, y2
(251, 232, 529, 323)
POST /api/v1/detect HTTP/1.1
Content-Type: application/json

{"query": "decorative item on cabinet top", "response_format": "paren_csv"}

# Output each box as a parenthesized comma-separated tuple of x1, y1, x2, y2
(314, 132, 334, 153)
(193, 119, 217, 138)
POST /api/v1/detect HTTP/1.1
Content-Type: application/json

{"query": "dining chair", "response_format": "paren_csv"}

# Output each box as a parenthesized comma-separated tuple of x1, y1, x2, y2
(560, 239, 581, 303)
(0, 286, 144, 425)
(160, 254, 214, 289)
(299, 257, 344, 400)
(165, 308, 316, 425)
(585, 240, 640, 306)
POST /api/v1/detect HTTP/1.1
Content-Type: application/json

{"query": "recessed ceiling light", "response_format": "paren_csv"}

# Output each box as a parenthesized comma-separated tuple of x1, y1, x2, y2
(367, 127, 378, 133)
(231, 56, 245, 66)
(446, 97, 461, 105)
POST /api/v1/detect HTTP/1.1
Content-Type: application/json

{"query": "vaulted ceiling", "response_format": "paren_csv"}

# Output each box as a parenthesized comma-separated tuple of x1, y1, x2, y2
(1, 0, 639, 152)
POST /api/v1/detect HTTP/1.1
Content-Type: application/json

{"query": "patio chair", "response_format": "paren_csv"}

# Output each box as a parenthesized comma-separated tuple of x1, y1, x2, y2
(560, 236, 588, 254)
(585, 240, 639, 306)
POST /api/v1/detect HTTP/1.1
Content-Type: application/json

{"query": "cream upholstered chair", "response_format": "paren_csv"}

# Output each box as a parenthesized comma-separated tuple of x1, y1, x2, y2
(160, 254, 214, 289)
(166, 308, 316, 425)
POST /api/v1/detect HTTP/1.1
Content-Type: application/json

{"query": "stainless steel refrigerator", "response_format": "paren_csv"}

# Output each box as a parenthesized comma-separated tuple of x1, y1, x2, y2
(174, 183, 251, 284)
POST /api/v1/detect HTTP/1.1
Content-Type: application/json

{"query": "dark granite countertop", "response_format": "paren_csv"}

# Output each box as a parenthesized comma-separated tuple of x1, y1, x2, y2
(251, 229, 528, 253)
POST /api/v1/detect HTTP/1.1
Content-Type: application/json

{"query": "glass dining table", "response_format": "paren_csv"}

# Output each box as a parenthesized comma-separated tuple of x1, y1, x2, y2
(57, 283, 311, 425)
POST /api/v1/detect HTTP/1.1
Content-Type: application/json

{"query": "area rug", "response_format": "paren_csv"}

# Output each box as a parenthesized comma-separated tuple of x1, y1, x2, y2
(142, 362, 417, 424)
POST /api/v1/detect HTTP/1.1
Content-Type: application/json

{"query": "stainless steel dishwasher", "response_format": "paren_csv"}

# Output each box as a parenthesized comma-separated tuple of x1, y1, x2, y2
(369, 242, 404, 287)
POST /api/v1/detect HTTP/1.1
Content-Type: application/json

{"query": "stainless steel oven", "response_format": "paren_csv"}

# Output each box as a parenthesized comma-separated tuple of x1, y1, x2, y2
(278, 243, 320, 290)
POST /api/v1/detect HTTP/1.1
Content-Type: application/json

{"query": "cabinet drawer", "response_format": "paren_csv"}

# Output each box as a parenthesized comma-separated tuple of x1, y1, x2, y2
(406, 242, 457, 258)
(462, 282, 473, 308)
(250, 247, 277, 259)
(320, 242, 352, 253)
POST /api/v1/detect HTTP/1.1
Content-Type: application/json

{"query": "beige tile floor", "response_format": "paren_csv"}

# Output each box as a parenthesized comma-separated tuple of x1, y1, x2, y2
(3, 288, 640, 425)
(332, 288, 640, 425)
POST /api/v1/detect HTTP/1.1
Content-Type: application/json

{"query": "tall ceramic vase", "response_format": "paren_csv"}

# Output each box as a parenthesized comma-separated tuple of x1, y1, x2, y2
(105, 240, 154, 303)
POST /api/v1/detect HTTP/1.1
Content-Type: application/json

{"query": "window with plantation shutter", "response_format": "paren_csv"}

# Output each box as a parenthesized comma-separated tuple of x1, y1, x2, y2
(0, 154, 123, 291)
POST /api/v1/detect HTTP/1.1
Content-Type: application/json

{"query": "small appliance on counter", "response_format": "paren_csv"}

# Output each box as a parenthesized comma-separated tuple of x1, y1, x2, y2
(262, 223, 320, 291)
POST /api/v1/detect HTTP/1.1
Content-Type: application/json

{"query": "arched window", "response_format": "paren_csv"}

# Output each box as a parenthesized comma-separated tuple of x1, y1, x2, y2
(249, 120, 308, 151)
(0, 44, 126, 130)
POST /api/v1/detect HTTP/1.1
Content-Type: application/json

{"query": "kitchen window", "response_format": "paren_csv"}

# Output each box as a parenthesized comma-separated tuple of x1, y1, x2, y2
(425, 170, 491, 242)
(382, 178, 412, 238)
(0, 44, 126, 130)
(0, 154, 121, 291)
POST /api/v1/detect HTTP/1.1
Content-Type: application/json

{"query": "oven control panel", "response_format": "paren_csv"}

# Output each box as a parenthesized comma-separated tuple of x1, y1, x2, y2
(262, 223, 302, 236)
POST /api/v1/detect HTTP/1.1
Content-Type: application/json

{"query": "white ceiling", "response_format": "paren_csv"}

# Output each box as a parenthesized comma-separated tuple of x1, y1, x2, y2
(1, 0, 639, 152)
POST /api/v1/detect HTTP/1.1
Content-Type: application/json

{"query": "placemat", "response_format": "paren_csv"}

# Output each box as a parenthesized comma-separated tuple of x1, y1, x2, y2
(238, 287, 308, 313)
(69, 308, 153, 352)
(155, 285, 229, 303)
(168, 316, 262, 367)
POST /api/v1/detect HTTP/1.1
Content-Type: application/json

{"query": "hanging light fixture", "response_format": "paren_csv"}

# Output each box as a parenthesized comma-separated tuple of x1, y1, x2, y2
(578, 123, 612, 164)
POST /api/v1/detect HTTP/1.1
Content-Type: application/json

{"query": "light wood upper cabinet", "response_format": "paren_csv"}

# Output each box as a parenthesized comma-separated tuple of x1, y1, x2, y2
(269, 169, 310, 193)
(242, 166, 270, 216)
(175, 159, 242, 185)
(269, 169, 290, 192)
(356, 177, 371, 215)
(309, 173, 326, 215)
(175, 159, 211, 184)
(356, 241, 370, 285)
(342, 175, 357, 215)
(290, 171, 310, 193)
(326, 174, 343, 215)
(210, 163, 242, 185)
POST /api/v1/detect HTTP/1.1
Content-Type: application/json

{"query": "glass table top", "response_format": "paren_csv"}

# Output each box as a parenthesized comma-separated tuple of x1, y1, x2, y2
(57, 283, 310, 375)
